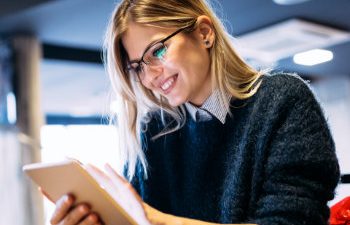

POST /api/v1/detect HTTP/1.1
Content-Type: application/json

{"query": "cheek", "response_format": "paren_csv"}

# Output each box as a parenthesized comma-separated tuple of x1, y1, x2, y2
(140, 78, 150, 89)
(140, 77, 155, 91)
(179, 50, 210, 82)
(180, 41, 209, 72)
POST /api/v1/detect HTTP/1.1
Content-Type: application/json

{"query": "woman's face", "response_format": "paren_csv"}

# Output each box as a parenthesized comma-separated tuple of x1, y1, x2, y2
(121, 16, 214, 106)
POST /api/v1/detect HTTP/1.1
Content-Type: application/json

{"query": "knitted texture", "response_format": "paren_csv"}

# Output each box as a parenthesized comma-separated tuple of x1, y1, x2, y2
(131, 73, 340, 225)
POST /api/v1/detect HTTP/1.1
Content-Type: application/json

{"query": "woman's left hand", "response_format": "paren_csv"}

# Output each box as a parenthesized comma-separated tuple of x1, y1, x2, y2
(85, 164, 171, 225)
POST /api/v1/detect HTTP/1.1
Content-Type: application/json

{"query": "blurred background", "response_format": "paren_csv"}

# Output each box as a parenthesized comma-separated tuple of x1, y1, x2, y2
(0, 0, 349, 224)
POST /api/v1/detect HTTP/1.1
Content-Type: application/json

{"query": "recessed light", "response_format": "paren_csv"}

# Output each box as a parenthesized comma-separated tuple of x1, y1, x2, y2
(293, 49, 333, 66)
(273, 0, 311, 5)
(237, 19, 349, 65)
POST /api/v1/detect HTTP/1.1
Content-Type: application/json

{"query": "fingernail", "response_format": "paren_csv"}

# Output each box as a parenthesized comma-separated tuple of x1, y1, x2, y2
(89, 214, 97, 222)
(79, 205, 88, 213)
(64, 195, 70, 202)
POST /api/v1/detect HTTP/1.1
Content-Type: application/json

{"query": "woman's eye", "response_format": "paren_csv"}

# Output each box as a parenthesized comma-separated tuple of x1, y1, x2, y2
(153, 46, 166, 59)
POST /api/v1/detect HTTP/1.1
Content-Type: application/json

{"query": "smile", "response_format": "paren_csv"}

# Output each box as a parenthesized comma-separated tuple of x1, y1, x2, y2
(161, 74, 178, 94)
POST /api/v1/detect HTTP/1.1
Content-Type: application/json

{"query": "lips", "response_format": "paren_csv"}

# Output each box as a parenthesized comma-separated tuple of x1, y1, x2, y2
(160, 74, 178, 94)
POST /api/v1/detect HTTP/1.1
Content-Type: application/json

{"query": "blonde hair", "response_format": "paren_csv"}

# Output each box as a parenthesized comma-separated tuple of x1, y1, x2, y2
(103, 0, 263, 180)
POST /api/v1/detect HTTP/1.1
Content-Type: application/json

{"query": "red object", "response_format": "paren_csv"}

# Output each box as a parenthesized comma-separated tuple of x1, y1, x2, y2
(330, 196, 350, 225)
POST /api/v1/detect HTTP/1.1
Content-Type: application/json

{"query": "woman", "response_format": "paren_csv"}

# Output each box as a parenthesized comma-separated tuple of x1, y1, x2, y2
(49, 0, 340, 225)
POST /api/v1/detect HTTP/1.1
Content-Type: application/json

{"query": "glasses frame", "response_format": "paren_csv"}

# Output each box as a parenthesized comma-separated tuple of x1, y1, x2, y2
(126, 20, 197, 81)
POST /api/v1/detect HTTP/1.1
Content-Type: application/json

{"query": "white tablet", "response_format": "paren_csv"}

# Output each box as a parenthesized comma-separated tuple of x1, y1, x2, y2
(23, 159, 137, 225)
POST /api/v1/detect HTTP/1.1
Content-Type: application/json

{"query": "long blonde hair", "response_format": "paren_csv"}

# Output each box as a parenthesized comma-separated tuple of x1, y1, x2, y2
(103, 0, 263, 180)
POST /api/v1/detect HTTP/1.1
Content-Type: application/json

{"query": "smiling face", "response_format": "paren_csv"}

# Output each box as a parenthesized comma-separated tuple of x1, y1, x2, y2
(121, 16, 215, 107)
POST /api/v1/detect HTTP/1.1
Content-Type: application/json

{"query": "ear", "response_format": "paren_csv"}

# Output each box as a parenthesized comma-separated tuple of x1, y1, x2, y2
(195, 15, 215, 48)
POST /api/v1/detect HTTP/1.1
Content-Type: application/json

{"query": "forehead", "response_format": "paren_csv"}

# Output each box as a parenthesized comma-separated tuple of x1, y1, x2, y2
(121, 22, 174, 61)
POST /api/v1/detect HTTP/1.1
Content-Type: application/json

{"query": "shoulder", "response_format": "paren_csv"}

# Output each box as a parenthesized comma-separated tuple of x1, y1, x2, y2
(239, 72, 326, 124)
(254, 72, 317, 105)
(260, 72, 312, 95)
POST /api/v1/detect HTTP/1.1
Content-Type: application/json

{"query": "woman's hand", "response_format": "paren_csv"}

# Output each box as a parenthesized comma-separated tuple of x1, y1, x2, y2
(49, 194, 102, 225)
(87, 164, 175, 225)
(85, 164, 153, 225)
(39, 188, 103, 225)
(41, 164, 172, 225)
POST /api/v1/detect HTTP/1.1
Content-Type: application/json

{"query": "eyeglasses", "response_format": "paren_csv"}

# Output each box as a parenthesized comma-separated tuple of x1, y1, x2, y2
(126, 21, 196, 82)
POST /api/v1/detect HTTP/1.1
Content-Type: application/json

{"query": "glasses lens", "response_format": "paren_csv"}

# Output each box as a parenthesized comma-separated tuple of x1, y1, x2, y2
(128, 42, 168, 82)
(143, 43, 167, 66)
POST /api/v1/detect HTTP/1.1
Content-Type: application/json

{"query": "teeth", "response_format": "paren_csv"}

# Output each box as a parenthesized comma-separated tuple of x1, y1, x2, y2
(161, 76, 175, 91)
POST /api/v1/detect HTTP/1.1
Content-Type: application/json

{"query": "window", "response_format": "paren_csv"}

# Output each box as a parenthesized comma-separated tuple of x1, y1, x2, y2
(40, 124, 118, 225)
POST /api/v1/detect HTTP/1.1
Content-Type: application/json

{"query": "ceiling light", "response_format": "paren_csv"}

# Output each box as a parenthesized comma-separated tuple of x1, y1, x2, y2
(273, 0, 311, 5)
(236, 19, 350, 65)
(293, 49, 333, 66)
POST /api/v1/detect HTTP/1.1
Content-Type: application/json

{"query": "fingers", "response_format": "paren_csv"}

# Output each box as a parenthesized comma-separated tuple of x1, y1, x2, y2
(78, 213, 100, 225)
(85, 164, 111, 186)
(104, 164, 143, 202)
(58, 204, 90, 225)
(50, 194, 102, 225)
(104, 164, 127, 184)
(50, 194, 74, 224)
(104, 164, 131, 189)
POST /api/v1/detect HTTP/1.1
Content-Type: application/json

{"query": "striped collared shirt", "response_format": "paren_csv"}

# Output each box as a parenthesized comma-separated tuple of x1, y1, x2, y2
(184, 89, 232, 124)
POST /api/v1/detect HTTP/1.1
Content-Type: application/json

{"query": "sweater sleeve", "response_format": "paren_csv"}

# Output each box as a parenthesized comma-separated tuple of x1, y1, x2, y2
(252, 76, 340, 225)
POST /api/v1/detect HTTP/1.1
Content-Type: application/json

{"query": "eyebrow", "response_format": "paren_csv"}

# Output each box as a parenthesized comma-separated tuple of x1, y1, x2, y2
(128, 38, 164, 63)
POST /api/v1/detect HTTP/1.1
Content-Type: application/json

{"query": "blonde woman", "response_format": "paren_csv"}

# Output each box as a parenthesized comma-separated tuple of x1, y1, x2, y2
(49, 0, 339, 225)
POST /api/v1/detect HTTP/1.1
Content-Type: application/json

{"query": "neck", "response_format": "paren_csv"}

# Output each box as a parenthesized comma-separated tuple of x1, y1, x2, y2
(189, 74, 213, 107)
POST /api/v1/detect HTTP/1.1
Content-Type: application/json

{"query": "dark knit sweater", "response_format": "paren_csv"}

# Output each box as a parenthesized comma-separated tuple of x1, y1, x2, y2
(130, 74, 340, 225)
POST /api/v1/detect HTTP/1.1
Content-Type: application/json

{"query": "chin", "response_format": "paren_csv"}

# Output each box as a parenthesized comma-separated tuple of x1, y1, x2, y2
(167, 100, 181, 107)
(166, 96, 186, 107)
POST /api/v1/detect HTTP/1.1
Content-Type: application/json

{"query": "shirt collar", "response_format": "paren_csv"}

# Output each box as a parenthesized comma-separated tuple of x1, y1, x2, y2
(184, 89, 232, 124)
